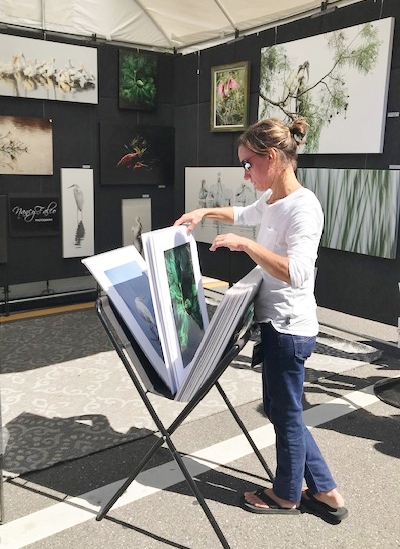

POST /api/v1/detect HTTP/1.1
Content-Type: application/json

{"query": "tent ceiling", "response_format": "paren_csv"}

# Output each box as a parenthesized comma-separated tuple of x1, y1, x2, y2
(0, 0, 364, 53)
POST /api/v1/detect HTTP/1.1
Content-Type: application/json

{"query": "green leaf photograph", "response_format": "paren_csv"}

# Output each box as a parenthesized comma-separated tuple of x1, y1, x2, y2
(119, 50, 157, 111)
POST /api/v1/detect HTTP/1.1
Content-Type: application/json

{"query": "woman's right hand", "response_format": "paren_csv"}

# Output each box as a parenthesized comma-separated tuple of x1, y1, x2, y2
(173, 209, 206, 233)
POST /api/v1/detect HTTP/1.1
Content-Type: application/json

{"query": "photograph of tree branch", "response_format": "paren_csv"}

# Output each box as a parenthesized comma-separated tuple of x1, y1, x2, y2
(258, 17, 394, 154)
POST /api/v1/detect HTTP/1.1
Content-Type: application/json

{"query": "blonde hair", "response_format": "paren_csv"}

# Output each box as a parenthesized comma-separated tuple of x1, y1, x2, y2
(238, 117, 308, 170)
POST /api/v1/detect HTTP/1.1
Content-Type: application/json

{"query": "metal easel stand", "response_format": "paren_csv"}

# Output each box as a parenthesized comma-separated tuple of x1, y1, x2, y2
(95, 296, 274, 549)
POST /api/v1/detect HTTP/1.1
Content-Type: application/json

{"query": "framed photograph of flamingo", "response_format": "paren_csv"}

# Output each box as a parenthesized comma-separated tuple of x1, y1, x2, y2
(99, 123, 174, 186)
(210, 61, 250, 132)
(61, 168, 94, 258)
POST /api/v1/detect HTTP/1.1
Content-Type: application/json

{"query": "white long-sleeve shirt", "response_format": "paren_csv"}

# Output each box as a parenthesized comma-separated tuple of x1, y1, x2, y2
(233, 187, 324, 336)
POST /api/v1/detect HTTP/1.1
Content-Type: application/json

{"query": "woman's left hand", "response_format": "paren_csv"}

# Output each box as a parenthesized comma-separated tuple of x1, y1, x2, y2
(210, 233, 248, 252)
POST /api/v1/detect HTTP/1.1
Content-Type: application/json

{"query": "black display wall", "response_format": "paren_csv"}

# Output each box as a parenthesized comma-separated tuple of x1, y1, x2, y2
(0, 32, 176, 295)
(173, 0, 400, 326)
(1, 0, 399, 326)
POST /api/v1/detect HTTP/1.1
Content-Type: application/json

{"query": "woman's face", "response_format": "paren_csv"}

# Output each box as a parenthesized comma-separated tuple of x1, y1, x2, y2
(238, 145, 271, 192)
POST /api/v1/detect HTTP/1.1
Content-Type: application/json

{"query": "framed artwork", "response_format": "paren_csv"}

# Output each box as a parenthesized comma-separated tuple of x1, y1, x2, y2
(258, 17, 394, 154)
(8, 194, 60, 237)
(82, 245, 170, 389)
(121, 197, 152, 250)
(298, 167, 400, 259)
(61, 168, 94, 258)
(142, 226, 209, 393)
(185, 167, 261, 244)
(210, 61, 250, 132)
(119, 49, 157, 110)
(100, 123, 174, 186)
(0, 195, 7, 263)
(0, 33, 97, 104)
(0, 115, 53, 175)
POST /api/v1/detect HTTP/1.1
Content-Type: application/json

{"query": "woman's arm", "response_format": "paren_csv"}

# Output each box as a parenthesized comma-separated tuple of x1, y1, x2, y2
(174, 206, 234, 233)
(210, 233, 290, 283)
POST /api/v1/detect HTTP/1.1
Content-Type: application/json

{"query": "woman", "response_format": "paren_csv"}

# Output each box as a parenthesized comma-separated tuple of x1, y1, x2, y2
(174, 117, 348, 520)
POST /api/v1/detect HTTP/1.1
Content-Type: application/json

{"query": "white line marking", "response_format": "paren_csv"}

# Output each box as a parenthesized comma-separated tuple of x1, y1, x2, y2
(0, 384, 380, 549)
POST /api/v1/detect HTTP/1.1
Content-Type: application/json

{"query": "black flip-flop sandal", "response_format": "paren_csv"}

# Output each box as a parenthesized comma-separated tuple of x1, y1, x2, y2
(301, 489, 349, 521)
(240, 488, 301, 515)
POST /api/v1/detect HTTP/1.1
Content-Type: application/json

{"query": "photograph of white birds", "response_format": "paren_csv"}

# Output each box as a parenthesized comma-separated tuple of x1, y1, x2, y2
(0, 33, 98, 104)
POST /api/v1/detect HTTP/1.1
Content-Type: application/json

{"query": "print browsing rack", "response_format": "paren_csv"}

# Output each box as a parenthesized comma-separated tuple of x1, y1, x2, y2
(94, 295, 274, 549)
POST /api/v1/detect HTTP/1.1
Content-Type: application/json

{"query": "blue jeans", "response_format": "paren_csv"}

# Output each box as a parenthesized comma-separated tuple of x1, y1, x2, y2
(261, 322, 336, 502)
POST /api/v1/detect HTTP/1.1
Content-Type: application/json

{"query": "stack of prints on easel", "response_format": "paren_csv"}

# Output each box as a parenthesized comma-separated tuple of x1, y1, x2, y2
(82, 226, 209, 396)
(174, 267, 262, 402)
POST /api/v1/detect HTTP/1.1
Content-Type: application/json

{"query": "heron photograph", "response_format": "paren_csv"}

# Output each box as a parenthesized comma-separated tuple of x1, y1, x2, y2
(258, 17, 394, 154)
(61, 168, 94, 258)
(104, 262, 163, 359)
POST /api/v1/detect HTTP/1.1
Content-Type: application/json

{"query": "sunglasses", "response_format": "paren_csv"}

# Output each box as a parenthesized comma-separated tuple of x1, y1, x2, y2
(240, 153, 258, 171)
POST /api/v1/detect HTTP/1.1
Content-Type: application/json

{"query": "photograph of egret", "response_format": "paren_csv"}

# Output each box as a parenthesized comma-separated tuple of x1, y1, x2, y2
(61, 168, 94, 258)
(82, 245, 171, 390)
(211, 61, 250, 132)
(105, 263, 163, 360)
(0, 115, 53, 175)
(164, 242, 206, 368)
(122, 197, 152, 249)
(100, 124, 174, 186)
(119, 50, 157, 110)
(0, 33, 98, 103)
(258, 17, 394, 154)
(298, 167, 400, 259)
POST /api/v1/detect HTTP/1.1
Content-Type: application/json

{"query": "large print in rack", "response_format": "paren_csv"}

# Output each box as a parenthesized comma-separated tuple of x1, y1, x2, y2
(185, 167, 262, 244)
(258, 17, 394, 154)
(82, 246, 170, 390)
(142, 226, 209, 393)
(61, 168, 94, 258)
(0, 33, 97, 104)
(100, 123, 174, 186)
(0, 115, 53, 175)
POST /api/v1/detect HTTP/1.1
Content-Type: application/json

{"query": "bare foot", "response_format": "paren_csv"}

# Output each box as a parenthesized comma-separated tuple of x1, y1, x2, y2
(244, 487, 299, 510)
(304, 488, 345, 509)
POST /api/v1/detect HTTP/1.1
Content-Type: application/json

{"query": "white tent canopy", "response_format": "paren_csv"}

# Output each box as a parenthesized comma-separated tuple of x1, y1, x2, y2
(0, 0, 364, 53)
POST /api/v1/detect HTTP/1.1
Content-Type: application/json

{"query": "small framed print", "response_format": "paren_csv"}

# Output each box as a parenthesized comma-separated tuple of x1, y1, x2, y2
(210, 61, 250, 132)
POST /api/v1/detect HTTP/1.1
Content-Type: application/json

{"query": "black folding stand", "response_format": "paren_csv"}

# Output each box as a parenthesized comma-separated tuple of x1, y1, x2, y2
(95, 296, 274, 549)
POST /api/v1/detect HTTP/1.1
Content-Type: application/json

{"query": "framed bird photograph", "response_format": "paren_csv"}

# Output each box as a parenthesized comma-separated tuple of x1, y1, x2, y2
(8, 194, 60, 237)
(210, 61, 250, 132)
(99, 123, 174, 186)
(81, 245, 171, 390)
(121, 197, 152, 249)
(258, 17, 394, 153)
(61, 168, 94, 258)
